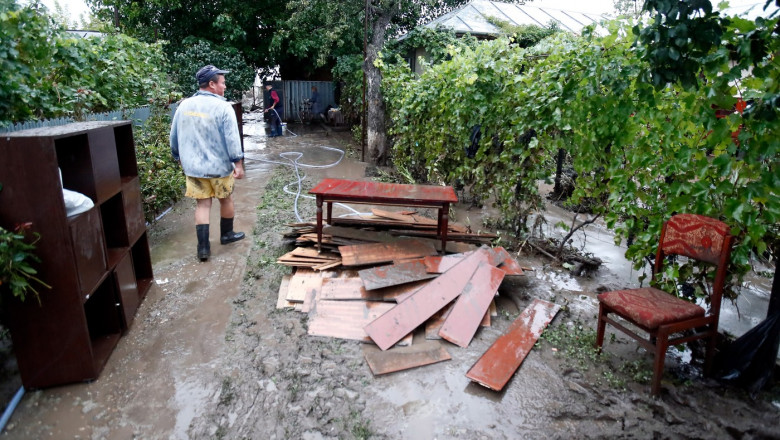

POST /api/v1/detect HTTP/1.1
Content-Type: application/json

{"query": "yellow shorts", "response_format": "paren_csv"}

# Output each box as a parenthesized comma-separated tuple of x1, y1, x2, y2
(185, 175, 234, 199)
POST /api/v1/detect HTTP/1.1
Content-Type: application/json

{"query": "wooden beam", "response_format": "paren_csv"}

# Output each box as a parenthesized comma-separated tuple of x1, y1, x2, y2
(339, 238, 437, 267)
(439, 263, 505, 347)
(466, 298, 560, 391)
(275, 275, 295, 309)
(364, 343, 451, 375)
(358, 259, 438, 290)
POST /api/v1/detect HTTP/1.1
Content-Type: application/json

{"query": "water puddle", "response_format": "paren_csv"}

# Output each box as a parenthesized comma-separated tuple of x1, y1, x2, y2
(172, 377, 212, 439)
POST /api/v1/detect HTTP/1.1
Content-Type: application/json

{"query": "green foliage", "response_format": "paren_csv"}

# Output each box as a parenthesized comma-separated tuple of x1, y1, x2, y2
(0, 0, 174, 127)
(637, 0, 724, 89)
(382, 34, 560, 233)
(169, 38, 255, 102)
(382, 13, 779, 301)
(348, 410, 372, 440)
(90, 0, 287, 75)
(385, 26, 478, 67)
(272, 0, 364, 71)
(276, 0, 471, 74)
(134, 106, 185, 222)
(0, 223, 51, 303)
(485, 18, 561, 48)
(331, 54, 364, 125)
(540, 320, 600, 371)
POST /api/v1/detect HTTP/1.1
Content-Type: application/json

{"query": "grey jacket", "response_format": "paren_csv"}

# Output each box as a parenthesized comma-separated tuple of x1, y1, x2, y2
(170, 91, 243, 178)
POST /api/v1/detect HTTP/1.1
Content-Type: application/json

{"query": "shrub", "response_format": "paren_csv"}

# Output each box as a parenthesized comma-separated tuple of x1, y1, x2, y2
(134, 107, 185, 222)
(0, 221, 50, 303)
(0, 0, 174, 127)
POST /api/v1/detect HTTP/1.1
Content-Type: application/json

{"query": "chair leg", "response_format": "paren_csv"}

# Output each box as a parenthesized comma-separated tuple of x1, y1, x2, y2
(651, 331, 669, 396)
(596, 304, 607, 353)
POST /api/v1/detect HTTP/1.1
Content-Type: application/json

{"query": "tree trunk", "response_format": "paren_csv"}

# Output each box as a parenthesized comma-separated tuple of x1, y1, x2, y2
(553, 148, 565, 195)
(364, 6, 392, 165)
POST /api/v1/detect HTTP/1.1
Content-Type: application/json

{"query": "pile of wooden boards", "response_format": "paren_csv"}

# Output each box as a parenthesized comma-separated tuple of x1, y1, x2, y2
(276, 230, 561, 391)
(280, 208, 497, 266)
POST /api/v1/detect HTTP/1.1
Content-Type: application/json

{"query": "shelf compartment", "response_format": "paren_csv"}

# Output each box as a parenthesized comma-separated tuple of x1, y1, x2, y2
(68, 207, 108, 295)
(114, 124, 139, 178)
(122, 177, 146, 243)
(55, 134, 96, 201)
(131, 232, 154, 300)
(84, 276, 123, 376)
(100, 192, 130, 251)
(87, 127, 122, 203)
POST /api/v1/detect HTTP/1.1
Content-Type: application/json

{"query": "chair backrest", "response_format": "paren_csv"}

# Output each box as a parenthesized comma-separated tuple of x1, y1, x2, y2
(654, 213, 734, 315)
(659, 214, 731, 264)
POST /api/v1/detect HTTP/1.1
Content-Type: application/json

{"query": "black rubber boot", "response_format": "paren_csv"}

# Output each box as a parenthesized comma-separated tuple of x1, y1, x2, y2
(196, 224, 210, 261)
(220, 217, 245, 245)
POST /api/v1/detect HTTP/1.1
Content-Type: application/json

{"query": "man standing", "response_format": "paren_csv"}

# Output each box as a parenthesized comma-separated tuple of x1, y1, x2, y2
(264, 83, 284, 137)
(310, 85, 323, 122)
(170, 65, 246, 261)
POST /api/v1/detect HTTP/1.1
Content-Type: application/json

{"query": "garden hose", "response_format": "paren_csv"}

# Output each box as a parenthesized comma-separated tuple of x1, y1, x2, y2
(246, 145, 368, 222)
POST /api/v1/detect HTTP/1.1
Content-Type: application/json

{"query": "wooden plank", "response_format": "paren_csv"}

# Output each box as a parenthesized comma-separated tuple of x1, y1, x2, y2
(424, 253, 469, 273)
(286, 269, 321, 303)
(301, 276, 322, 313)
(321, 277, 378, 300)
(313, 260, 342, 271)
(364, 343, 451, 375)
(489, 299, 497, 317)
(358, 260, 438, 290)
(425, 302, 454, 340)
(481, 309, 491, 327)
(371, 208, 416, 223)
(387, 229, 498, 240)
(308, 300, 412, 345)
(333, 218, 438, 229)
(338, 238, 437, 267)
(275, 275, 295, 309)
(324, 225, 397, 243)
(439, 263, 505, 347)
(411, 238, 477, 255)
(491, 246, 525, 276)
(393, 280, 429, 303)
(364, 249, 492, 350)
(426, 249, 522, 276)
(466, 298, 561, 391)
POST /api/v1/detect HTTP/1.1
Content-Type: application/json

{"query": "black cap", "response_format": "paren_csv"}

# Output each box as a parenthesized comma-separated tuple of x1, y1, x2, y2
(196, 65, 230, 85)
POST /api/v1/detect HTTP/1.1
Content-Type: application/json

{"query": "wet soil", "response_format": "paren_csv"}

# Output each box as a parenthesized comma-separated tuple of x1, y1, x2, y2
(2, 114, 779, 439)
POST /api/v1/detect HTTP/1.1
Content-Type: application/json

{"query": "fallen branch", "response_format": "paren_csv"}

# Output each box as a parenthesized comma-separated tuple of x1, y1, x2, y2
(528, 240, 557, 260)
(556, 213, 602, 260)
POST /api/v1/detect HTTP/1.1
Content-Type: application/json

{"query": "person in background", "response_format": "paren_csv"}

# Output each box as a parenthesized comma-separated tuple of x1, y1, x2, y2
(264, 83, 284, 137)
(310, 85, 324, 122)
(170, 64, 246, 261)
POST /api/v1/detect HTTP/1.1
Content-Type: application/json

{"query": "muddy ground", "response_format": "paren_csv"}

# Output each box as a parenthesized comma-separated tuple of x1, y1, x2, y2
(2, 114, 779, 439)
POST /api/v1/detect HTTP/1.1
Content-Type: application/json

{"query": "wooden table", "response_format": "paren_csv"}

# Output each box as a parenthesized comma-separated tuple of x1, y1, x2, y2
(309, 178, 458, 253)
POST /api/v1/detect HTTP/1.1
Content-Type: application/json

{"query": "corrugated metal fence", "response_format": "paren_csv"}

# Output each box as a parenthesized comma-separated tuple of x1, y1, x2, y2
(2, 80, 338, 132)
(283, 81, 335, 123)
(0, 104, 180, 134)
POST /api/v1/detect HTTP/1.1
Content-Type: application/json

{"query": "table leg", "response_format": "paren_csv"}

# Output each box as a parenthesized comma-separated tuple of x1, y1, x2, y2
(316, 196, 323, 253)
(440, 203, 449, 254)
(327, 201, 333, 224)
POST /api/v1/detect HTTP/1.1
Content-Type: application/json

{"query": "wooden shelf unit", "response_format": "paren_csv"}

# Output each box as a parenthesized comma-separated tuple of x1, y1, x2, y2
(0, 121, 154, 389)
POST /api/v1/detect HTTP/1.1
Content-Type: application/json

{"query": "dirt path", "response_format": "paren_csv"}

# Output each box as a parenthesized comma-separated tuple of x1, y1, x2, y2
(2, 120, 779, 439)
